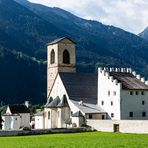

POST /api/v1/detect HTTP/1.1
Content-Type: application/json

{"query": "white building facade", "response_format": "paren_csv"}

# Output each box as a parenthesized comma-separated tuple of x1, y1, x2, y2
(98, 67, 148, 120)
(34, 37, 148, 133)
(35, 37, 106, 129)
(2, 104, 30, 130)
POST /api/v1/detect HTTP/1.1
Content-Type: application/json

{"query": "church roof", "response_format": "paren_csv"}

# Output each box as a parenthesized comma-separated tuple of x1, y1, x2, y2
(48, 97, 53, 104)
(59, 72, 98, 101)
(71, 100, 106, 114)
(7, 105, 30, 114)
(46, 96, 61, 108)
(109, 72, 148, 90)
(72, 111, 84, 117)
(34, 111, 44, 116)
(57, 95, 69, 107)
(47, 37, 75, 45)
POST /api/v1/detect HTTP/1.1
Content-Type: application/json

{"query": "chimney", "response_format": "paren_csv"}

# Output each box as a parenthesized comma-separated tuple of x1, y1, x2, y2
(25, 101, 29, 108)
(79, 100, 84, 106)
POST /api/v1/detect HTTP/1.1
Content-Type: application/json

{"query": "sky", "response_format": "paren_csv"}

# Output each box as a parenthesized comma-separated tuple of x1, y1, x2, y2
(28, 0, 148, 34)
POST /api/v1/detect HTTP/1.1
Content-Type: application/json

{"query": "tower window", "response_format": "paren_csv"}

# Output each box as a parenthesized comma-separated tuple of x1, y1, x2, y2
(63, 50, 70, 64)
(101, 101, 104, 105)
(50, 49, 55, 64)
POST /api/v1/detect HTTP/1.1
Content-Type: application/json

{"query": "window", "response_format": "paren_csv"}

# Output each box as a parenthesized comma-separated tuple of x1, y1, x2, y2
(48, 111, 50, 119)
(129, 112, 133, 117)
(111, 113, 114, 118)
(50, 49, 55, 64)
(130, 91, 133, 95)
(15, 118, 17, 120)
(108, 91, 110, 96)
(142, 100, 145, 105)
(89, 114, 92, 119)
(113, 91, 116, 96)
(58, 111, 60, 118)
(142, 112, 146, 117)
(136, 91, 139, 95)
(71, 111, 73, 115)
(102, 115, 105, 119)
(111, 101, 113, 106)
(63, 50, 70, 64)
(141, 91, 144, 95)
(101, 101, 104, 105)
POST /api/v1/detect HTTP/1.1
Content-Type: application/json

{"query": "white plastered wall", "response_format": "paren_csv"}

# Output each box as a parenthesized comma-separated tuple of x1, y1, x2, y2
(98, 68, 121, 120)
(121, 90, 148, 119)
(35, 115, 44, 129)
(45, 74, 83, 128)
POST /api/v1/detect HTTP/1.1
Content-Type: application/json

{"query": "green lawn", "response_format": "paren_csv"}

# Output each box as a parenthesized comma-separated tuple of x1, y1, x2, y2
(0, 132, 148, 148)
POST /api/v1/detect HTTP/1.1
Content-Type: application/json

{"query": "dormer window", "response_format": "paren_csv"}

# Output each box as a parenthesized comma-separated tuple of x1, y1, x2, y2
(63, 50, 70, 64)
(50, 49, 55, 64)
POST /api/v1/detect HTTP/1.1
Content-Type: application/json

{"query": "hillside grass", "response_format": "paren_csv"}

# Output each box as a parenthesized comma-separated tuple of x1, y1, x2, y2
(0, 132, 148, 148)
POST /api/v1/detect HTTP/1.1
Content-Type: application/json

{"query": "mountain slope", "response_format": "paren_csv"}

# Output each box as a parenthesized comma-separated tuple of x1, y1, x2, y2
(15, 0, 148, 76)
(0, 47, 46, 104)
(0, 0, 66, 59)
(1, 0, 148, 104)
(139, 27, 148, 41)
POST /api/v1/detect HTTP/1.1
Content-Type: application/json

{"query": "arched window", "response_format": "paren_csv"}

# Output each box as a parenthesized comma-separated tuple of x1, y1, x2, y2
(48, 111, 50, 119)
(50, 49, 55, 64)
(63, 50, 70, 64)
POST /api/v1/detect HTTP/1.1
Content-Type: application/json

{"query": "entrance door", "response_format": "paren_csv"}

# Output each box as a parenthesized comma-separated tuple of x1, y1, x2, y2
(113, 124, 119, 132)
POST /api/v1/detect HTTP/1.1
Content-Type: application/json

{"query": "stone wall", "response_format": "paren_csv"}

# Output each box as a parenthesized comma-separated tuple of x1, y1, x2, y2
(87, 119, 148, 133)
(0, 127, 90, 137)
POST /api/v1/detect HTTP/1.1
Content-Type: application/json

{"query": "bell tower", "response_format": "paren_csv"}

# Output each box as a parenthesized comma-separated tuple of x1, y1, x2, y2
(47, 37, 76, 97)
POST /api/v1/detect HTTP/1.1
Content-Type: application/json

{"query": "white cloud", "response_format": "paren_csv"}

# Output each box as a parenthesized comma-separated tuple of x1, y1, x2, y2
(28, 0, 148, 34)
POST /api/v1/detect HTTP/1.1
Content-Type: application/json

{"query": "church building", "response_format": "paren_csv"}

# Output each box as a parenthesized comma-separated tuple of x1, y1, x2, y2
(35, 37, 148, 133)
(35, 37, 106, 129)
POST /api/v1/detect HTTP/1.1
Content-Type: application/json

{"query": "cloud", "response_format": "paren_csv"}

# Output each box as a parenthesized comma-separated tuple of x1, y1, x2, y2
(28, 0, 148, 34)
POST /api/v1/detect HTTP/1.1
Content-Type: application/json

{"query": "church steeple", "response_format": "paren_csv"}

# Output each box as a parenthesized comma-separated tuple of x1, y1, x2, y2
(47, 37, 76, 97)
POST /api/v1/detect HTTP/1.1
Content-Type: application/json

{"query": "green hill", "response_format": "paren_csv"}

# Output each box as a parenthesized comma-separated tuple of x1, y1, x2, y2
(0, 0, 148, 104)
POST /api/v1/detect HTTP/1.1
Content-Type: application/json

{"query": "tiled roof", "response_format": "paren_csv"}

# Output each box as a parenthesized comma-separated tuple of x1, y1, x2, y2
(46, 96, 60, 108)
(57, 95, 69, 107)
(71, 100, 106, 114)
(48, 97, 53, 104)
(34, 111, 44, 116)
(72, 111, 83, 117)
(8, 105, 30, 114)
(47, 37, 75, 45)
(109, 72, 148, 90)
(59, 72, 98, 101)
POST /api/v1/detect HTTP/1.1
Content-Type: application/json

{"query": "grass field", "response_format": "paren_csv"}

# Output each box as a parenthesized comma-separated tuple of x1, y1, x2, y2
(0, 132, 148, 148)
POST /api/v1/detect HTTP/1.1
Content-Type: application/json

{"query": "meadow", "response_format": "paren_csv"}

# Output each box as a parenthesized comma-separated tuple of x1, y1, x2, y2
(0, 132, 148, 148)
